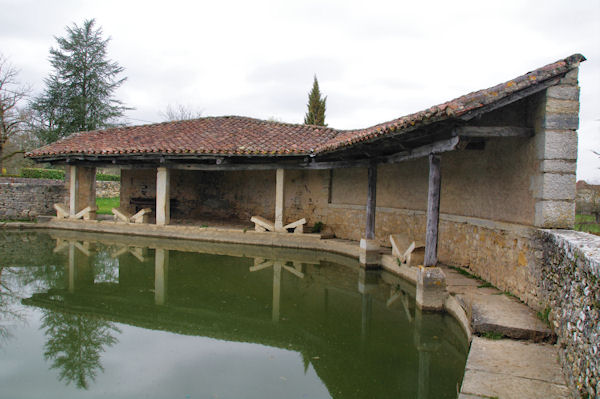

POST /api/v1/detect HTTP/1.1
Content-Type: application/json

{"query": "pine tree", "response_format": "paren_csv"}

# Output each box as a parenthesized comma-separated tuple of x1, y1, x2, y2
(303, 75, 327, 126)
(32, 19, 128, 144)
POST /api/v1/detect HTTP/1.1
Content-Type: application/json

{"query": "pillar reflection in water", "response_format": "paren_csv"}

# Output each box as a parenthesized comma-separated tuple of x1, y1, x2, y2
(61, 240, 92, 293)
(249, 257, 305, 323)
(358, 270, 379, 340)
(154, 248, 169, 305)
(414, 307, 441, 399)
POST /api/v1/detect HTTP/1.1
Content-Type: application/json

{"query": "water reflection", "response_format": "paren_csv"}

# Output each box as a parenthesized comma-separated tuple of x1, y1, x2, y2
(40, 310, 120, 389)
(4, 230, 468, 398)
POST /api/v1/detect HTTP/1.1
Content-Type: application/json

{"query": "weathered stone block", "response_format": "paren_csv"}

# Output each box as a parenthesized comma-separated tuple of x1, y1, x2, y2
(534, 200, 575, 228)
(416, 266, 448, 310)
(544, 113, 579, 130)
(545, 98, 579, 114)
(533, 173, 576, 200)
(359, 238, 380, 268)
(536, 130, 578, 160)
(539, 160, 576, 174)
(546, 85, 580, 101)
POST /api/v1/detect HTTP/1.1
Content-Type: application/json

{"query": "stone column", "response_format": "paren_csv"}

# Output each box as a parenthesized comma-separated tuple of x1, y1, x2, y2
(275, 168, 285, 232)
(156, 167, 170, 226)
(155, 248, 169, 305)
(69, 166, 78, 217)
(533, 65, 581, 228)
(68, 165, 97, 218)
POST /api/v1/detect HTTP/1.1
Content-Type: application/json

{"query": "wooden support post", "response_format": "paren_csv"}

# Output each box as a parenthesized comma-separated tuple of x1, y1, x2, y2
(156, 167, 170, 226)
(69, 165, 78, 217)
(425, 154, 441, 267)
(365, 161, 377, 240)
(275, 168, 285, 232)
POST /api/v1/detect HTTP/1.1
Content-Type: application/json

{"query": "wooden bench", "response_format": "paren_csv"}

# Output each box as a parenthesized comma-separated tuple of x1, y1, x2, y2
(390, 234, 425, 266)
(250, 216, 307, 233)
(112, 207, 152, 224)
(54, 204, 97, 220)
(250, 216, 274, 232)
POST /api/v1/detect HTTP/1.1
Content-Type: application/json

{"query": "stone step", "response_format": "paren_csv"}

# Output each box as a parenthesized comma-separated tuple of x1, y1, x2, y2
(441, 266, 555, 342)
(460, 337, 569, 398)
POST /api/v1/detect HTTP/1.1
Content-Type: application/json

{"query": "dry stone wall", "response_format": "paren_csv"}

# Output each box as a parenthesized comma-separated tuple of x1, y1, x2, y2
(0, 177, 67, 220)
(96, 181, 120, 198)
(538, 230, 600, 398)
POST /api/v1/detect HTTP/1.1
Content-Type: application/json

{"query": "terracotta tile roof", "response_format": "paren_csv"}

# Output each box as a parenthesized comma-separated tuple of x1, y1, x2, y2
(28, 54, 584, 159)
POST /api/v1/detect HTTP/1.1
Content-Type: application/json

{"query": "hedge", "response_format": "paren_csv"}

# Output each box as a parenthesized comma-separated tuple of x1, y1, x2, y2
(21, 168, 65, 180)
(19, 168, 119, 181)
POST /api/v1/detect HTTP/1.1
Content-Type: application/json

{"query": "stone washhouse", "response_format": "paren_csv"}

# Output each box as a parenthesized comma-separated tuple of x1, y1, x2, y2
(27, 54, 583, 306)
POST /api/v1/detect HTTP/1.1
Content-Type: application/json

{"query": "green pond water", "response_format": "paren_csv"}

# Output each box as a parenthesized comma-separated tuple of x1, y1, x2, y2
(0, 230, 468, 398)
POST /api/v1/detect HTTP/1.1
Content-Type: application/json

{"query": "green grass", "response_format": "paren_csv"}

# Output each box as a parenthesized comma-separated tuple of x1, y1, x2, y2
(96, 197, 119, 215)
(537, 307, 551, 327)
(576, 214, 596, 223)
(480, 331, 504, 340)
(575, 213, 600, 235)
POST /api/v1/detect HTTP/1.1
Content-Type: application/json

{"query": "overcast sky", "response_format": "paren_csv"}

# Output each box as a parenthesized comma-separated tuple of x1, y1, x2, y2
(1, 0, 599, 182)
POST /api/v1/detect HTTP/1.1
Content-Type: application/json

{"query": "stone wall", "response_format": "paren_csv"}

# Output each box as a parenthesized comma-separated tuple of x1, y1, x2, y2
(0, 177, 67, 219)
(538, 230, 600, 398)
(96, 181, 120, 198)
(576, 180, 600, 215)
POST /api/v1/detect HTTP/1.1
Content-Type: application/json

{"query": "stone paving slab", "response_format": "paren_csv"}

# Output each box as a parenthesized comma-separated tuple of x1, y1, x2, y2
(442, 266, 554, 342)
(464, 293, 555, 341)
(461, 337, 569, 399)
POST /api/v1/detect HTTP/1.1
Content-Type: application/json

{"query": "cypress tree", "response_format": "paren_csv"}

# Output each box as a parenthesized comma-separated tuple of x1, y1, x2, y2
(303, 75, 327, 126)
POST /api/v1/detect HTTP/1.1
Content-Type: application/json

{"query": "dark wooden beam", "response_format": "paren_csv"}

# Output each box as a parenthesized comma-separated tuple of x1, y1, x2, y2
(382, 137, 460, 164)
(453, 126, 533, 138)
(365, 161, 378, 240)
(424, 153, 441, 267)
(36, 137, 462, 171)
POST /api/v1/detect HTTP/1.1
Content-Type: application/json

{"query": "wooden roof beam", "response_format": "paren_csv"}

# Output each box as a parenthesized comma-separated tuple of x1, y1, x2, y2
(452, 126, 533, 138)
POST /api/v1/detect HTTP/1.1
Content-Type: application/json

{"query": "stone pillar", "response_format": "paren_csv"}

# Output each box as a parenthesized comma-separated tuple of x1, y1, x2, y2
(156, 167, 170, 226)
(155, 248, 169, 305)
(533, 65, 581, 228)
(360, 162, 380, 267)
(275, 168, 285, 232)
(416, 266, 448, 311)
(68, 165, 97, 217)
(69, 166, 78, 217)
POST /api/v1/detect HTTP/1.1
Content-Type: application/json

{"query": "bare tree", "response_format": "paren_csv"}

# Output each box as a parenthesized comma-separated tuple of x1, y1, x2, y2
(0, 54, 29, 171)
(161, 103, 202, 122)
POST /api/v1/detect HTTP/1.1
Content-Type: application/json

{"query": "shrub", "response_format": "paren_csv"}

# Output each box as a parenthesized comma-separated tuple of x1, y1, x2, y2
(19, 168, 119, 182)
(97, 173, 119, 181)
(20, 168, 65, 180)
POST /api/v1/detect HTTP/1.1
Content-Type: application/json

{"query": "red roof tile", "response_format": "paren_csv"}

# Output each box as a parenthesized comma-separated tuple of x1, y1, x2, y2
(28, 54, 585, 159)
